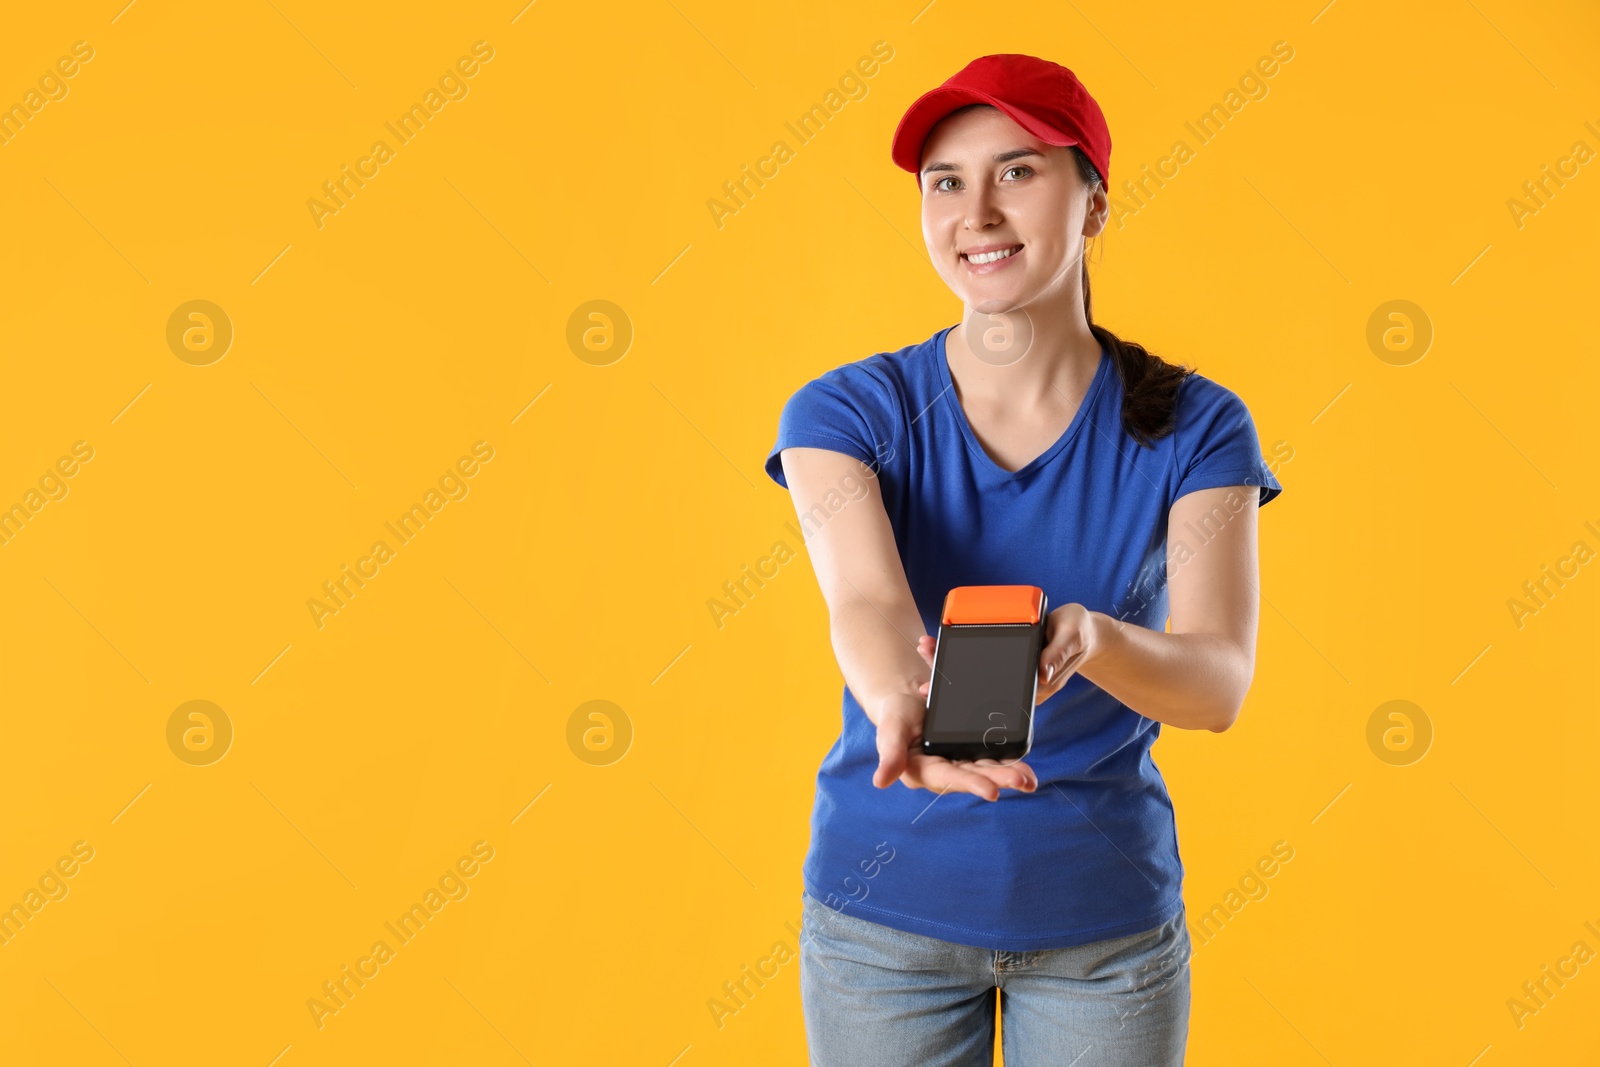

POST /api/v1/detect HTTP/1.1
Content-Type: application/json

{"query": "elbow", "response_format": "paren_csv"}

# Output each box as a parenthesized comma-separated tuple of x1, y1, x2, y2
(1208, 647, 1256, 732)
(1209, 700, 1243, 732)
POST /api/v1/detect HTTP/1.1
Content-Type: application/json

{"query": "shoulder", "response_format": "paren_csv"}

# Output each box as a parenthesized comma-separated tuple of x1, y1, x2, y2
(799, 351, 896, 398)
(1175, 370, 1254, 419)
(1171, 371, 1266, 446)
(775, 354, 899, 435)
(1170, 369, 1283, 505)
(779, 329, 940, 418)
(767, 339, 929, 488)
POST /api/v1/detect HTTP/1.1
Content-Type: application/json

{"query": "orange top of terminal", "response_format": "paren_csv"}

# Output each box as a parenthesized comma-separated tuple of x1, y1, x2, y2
(941, 585, 1044, 625)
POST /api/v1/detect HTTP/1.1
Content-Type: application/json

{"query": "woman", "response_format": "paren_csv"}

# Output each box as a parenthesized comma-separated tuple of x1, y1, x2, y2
(764, 54, 1283, 1065)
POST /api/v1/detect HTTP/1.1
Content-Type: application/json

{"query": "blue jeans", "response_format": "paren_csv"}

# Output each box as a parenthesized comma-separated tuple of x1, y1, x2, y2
(799, 890, 1191, 1066)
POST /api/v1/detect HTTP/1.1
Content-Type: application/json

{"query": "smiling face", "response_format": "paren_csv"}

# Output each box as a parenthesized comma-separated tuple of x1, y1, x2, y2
(918, 105, 1108, 315)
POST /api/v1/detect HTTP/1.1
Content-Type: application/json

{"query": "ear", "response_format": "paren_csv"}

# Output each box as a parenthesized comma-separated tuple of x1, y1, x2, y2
(1082, 186, 1109, 239)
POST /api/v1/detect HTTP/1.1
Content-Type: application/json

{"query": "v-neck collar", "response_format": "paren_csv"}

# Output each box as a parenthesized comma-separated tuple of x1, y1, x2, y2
(935, 323, 1112, 480)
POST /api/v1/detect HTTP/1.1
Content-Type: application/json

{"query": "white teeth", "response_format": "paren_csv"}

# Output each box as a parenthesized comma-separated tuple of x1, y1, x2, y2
(966, 246, 1020, 265)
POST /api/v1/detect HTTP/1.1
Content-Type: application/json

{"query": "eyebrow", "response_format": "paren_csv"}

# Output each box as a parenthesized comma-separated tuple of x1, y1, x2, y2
(921, 148, 1044, 176)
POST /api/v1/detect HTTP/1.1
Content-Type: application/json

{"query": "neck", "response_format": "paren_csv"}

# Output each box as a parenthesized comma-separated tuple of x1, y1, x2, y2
(946, 299, 1101, 407)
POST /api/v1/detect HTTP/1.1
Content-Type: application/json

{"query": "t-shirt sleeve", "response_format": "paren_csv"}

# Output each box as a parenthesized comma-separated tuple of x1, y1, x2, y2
(1172, 376, 1283, 508)
(764, 361, 897, 489)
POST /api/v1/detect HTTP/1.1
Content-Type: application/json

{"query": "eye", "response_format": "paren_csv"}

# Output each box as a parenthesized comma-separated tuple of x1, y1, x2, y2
(929, 165, 1030, 193)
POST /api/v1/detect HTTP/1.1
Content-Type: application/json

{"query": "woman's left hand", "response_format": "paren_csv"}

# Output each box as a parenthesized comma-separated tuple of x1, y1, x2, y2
(914, 602, 1105, 707)
(1034, 603, 1102, 703)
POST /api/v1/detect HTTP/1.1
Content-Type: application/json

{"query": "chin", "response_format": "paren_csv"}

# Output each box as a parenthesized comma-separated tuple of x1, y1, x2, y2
(964, 282, 1034, 313)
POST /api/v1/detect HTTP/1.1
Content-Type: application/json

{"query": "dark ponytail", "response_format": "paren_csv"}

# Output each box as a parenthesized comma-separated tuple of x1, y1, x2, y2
(1071, 147, 1190, 448)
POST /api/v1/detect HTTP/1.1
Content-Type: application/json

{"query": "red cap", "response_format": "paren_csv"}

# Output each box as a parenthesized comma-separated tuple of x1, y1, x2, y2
(891, 54, 1111, 189)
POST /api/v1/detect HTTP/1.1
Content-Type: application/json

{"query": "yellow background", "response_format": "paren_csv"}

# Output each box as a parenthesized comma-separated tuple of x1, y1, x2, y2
(2, 0, 1596, 1063)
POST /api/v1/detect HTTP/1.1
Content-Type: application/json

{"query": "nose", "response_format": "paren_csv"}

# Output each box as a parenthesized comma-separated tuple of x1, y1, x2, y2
(964, 180, 1003, 233)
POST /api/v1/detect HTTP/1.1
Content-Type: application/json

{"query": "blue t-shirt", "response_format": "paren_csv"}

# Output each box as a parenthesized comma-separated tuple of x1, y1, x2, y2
(764, 322, 1283, 952)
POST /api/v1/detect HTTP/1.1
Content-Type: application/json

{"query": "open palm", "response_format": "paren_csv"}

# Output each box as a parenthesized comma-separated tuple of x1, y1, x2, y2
(872, 688, 1037, 802)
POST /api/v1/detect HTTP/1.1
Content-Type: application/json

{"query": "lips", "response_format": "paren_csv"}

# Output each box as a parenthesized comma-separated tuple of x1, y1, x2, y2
(961, 243, 1024, 263)
(961, 244, 1024, 274)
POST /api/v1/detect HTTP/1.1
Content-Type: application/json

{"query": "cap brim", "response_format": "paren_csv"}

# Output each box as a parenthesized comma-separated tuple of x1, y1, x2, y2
(890, 86, 1079, 175)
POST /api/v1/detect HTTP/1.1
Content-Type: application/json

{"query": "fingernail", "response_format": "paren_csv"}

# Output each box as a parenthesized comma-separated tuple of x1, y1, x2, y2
(1046, 662, 1056, 682)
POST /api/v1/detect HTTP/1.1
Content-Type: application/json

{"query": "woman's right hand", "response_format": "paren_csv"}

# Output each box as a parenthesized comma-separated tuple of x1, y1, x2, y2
(870, 691, 1038, 802)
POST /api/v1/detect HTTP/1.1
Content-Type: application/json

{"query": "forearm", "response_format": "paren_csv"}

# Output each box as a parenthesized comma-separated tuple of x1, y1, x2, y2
(1079, 613, 1253, 732)
(828, 594, 929, 726)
